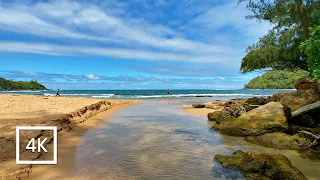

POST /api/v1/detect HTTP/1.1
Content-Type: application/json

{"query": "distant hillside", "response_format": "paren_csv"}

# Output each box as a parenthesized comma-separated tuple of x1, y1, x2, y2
(0, 77, 47, 90)
(244, 70, 309, 89)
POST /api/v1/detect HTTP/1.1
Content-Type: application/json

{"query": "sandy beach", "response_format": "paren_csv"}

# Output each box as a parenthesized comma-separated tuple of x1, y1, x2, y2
(0, 94, 140, 180)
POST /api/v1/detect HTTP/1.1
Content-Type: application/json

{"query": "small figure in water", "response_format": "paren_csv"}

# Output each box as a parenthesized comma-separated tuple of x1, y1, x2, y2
(67, 89, 70, 95)
(167, 88, 170, 95)
(56, 89, 60, 96)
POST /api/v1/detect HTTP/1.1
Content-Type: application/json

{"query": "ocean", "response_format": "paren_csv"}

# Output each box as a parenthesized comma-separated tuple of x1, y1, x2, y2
(0, 89, 295, 100)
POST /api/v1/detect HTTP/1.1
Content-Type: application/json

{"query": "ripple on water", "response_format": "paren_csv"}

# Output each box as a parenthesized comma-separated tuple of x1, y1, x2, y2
(72, 101, 320, 180)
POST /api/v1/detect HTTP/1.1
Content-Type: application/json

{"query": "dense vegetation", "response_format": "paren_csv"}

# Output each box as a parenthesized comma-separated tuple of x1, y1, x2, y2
(244, 70, 309, 89)
(239, 0, 320, 78)
(0, 77, 47, 90)
(300, 26, 320, 82)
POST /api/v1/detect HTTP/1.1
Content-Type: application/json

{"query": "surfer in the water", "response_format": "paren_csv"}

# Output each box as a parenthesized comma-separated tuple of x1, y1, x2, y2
(167, 88, 170, 95)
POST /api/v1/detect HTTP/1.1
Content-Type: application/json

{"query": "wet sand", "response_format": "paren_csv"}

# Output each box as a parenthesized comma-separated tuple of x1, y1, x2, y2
(0, 94, 140, 179)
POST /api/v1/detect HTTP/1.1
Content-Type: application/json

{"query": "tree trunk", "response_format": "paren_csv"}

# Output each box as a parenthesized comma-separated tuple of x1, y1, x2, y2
(292, 101, 320, 118)
(296, 0, 310, 40)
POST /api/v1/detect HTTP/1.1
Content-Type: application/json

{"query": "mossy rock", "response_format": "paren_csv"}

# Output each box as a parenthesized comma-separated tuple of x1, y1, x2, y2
(214, 150, 307, 180)
(192, 104, 206, 108)
(243, 103, 259, 112)
(246, 97, 267, 105)
(212, 102, 288, 136)
(245, 132, 312, 150)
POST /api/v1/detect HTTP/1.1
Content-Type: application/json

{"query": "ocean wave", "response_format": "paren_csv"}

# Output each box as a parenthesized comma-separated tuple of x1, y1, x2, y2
(92, 94, 115, 98)
(115, 93, 271, 99)
(0, 90, 44, 93)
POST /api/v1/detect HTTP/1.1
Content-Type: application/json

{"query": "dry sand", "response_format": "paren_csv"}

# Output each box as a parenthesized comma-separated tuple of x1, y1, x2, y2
(0, 94, 141, 180)
(182, 101, 225, 117)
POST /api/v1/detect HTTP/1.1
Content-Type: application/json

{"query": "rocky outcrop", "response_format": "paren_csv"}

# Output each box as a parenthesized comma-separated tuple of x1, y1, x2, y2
(246, 97, 267, 105)
(270, 92, 319, 112)
(295, 77, 319, 94)
(245, 132, 313, 150)
(210, 102, 288, 136)
(214, 150, 307, 180)
(270, 77, 320, 112)
(207, 101, 245, 124)
(291, 114, 318, 128)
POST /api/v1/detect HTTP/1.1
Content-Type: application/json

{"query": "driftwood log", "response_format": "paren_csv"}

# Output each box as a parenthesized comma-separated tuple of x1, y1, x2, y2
(292, 101, 320, 118)
(298, 130, 320, 147)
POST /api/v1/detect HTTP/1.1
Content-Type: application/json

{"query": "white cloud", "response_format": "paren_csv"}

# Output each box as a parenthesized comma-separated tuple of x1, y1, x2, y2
(218, 76, 225, 80)
(0, 41, 231, 63)
(85, 74, 100, 80)
(0, 1, 231, 54)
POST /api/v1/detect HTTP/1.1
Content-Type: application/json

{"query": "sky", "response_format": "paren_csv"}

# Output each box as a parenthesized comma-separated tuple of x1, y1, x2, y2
(0, 0, 271, 90)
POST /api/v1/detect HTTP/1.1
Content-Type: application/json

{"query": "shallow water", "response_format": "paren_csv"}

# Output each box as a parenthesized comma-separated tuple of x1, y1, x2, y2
(72, 100, 320, 180)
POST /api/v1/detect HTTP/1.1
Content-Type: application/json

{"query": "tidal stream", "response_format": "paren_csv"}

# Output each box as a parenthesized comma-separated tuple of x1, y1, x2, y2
(72, 100, 320, 180)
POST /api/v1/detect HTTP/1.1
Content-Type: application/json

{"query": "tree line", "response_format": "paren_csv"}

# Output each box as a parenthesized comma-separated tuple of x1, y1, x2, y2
(0, 77, 47, 90)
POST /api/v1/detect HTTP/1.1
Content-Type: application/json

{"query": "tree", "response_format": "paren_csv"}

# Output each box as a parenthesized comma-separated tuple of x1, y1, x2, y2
(239, 0, 320, 73)
(300, 26, 320, 81)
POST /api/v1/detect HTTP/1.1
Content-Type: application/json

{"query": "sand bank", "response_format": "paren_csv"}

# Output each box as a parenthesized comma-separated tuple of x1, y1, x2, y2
(0, 94, 141, 179)
(182, 101, 225, 116)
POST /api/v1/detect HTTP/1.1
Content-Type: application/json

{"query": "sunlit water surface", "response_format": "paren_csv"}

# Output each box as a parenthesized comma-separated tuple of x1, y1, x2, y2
(71, 100, 320, 180)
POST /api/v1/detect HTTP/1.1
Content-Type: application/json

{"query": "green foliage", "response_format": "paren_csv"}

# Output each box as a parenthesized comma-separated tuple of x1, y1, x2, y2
(300, 26, 320, 82)
(244, 70, 309, 89)
(239, 0, 320, 73)
(0, 77, 47, 90)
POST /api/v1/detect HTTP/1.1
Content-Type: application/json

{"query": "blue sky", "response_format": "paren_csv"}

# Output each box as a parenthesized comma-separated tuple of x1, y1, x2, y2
(0, 0, 271, 90)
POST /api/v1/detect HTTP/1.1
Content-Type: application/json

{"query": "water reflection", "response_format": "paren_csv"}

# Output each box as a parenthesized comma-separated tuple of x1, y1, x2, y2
(72, 101, 320, 180)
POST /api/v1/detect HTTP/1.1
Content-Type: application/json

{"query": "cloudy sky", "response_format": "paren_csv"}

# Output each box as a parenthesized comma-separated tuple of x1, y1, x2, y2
(0, 0, 271, 90)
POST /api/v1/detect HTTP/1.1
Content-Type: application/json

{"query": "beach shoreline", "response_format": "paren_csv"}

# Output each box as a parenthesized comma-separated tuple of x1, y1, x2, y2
(0, 94, 141, 179)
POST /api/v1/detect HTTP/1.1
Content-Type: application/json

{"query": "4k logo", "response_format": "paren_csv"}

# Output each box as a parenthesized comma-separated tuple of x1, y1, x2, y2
(16, 126, 57, 164)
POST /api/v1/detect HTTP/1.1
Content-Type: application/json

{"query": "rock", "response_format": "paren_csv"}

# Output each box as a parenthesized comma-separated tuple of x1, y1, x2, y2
(243, 103, 259, 112)
(295, 77, 319, 94)
(291, 114, 318, 128)
(208, 111, 231, 124)
(246, 97, 267, 105)
(270, 91, 320, 111)
(245, 132, 312, 150)
(207, 101, 245, 124)
(223, 101, 246, 118)
(214, 150, 307, 180)
(211, 102, 288, 136)
(192, 104, 206, 108)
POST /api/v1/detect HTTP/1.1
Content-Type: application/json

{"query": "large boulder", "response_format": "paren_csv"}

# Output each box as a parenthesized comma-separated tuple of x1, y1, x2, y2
(210, 102, 288, 136)
(245, 132, 312, 150)
(270, 91, 320, 111)
(295, 77, 319, 94)
(214, 150, 307, 180)
(246, 97, 267, 105)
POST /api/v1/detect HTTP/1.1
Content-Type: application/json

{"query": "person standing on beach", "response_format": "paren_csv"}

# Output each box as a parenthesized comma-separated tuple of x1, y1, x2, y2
(167, 88, 170, 95)
(67, 89, 70, 95)
(56, 89, 60, 96)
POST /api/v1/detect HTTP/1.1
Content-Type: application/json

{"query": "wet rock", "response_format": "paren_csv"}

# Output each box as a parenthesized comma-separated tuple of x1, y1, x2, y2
(245, 132, 312, 150)
(214, 150, 307, 180)
(291, 114, 318, 128)
(192, 104, 206, 108)
(270, 91, 320, 111)
(295, 77, 319, 94)
(211, 102, 288, 136)
(246, 97, 267, 105)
